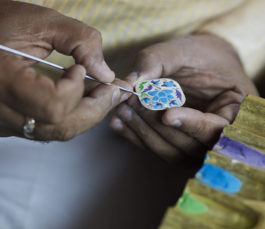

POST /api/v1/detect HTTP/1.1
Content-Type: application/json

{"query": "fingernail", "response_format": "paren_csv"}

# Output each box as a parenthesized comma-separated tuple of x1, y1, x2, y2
(110, 117, 123, 131)
(112, 88, 121, 105)
(172, 119, 182, 127)
(126, 71, 138, 86)
(131, 71, 138, 75)
(120, 106, 132, 121)
(123, 109, 132, 121)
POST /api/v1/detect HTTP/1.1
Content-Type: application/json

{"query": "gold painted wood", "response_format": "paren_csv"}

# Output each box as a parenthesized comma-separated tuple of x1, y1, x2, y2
(233, 95, 265, 138)
(159, 96, 265, 229)
(159, 179, 258, 229)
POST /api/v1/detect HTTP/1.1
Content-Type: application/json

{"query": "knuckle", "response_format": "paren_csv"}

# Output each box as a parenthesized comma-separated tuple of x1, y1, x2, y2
(224, 91, 242, 104)
(33, 6, 61, 25)
(56, 126, 75, 141)
(72, 28, 103, 67)
(43, 8, 56, 17)
(7, 81, 20, 99)
(195, 120, 207, 136)
(43, 100, 64, 123)
(37, 123, 75, 141)
(8, 68, 39, 100)
(82, 55, 98, 69)
(78, 51, 103, 70)
(88, 28, 102, 41)
(85, 105, 104, 129)
(74, 64, 86, 76)
(93, 105, 104, 121)
(8, 68, 30, 91)
(137, 49, 157, 62)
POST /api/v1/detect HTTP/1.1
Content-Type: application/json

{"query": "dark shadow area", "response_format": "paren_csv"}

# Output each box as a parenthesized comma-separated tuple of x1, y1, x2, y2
(104, 33, 176, 79)
(254, 68, 265, 98)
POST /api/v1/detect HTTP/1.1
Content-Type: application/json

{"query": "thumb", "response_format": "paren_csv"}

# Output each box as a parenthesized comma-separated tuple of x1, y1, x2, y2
(124, 52, 162, 88)
(49, 15, 114, 83)
(88, 79, 133, 118)
(130, 41, 186, 85)
(162, 107, 229, 146)
(132, 49, 163, 85)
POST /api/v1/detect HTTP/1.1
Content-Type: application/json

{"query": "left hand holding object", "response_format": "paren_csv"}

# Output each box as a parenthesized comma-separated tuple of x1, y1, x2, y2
(110, 34, 259, 162)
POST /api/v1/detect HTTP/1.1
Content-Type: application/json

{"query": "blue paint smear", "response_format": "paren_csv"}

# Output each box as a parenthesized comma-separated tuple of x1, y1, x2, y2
(148, 91, 158, 96)
(153, 96, 159, 101)
(195, 163, 242, 194)
(214, 136, 265, 170)
(151, 80, 160, 85)
(158, 92, 166, 97)
(161, 98, 168, 104)
(162, 81, 175, 87)
(140, 98, 150, 103)
(162, 89, 174, 94)
(176, 90, 182, 101)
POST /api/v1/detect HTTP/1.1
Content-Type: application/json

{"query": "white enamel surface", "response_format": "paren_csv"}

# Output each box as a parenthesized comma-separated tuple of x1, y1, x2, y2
(135, 78, 186, 111)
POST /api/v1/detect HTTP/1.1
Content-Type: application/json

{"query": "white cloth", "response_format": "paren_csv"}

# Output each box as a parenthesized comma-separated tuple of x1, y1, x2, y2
(0, 119, 198, 229)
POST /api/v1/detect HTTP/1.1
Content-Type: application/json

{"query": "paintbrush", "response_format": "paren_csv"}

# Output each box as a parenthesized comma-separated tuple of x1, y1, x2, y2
(0, 44, 139, 96)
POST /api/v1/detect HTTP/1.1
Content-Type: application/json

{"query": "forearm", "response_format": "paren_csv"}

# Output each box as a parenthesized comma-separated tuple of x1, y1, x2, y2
(197, 0, 265, 80)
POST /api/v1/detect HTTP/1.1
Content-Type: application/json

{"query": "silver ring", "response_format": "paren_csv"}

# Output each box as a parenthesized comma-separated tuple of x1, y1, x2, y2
(23, 117, 36, 139)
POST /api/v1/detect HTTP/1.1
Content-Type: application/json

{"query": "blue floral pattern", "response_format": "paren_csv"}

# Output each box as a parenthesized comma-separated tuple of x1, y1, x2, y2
(135, 78, 185, 110)
(162, 81, 176, 87)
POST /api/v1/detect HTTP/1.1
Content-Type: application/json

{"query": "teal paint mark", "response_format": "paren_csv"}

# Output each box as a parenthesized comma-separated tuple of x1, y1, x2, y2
(204, 154, 210, 162)
(195, 163, 242, 194)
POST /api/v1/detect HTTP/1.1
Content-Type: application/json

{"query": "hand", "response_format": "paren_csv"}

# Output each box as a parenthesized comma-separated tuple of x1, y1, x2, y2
(110, 34, 259, 162)
(0, 1, 131, 140)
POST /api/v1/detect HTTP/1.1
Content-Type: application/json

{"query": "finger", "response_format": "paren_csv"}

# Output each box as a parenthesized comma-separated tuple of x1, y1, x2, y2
(133, 49, 163, 83)
(55, 64, 85, 115)
(115, 103, 185, 162)
(0, 102, 24, 132)
(111, 79, 133, 103)
(213, 104, 240, 123)
(162, 107, 229, 146)
(132, 41, 185, 83)
(50, 16, 114, 82)
(0, 102, 25, 138)
(207, 90, 243, 122)
(4, 64, 85, 124)
(176, 72, 234, 100)
(127, 97, 204, 158)
(34, 80, 131, 141)
(88, 78, 133, 112)
(124, 71, 139, 87)
(84, 80, 100, 96)
(109, 116, 145, 149)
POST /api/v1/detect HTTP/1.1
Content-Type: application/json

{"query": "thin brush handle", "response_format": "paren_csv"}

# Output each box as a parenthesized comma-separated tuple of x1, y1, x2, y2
(0, 44, 139, 96)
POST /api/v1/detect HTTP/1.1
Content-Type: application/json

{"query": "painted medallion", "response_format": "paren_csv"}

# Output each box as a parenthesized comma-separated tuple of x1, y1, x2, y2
(135, 78, 186, 110)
